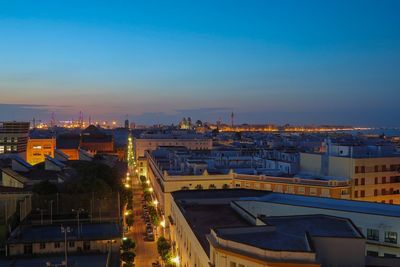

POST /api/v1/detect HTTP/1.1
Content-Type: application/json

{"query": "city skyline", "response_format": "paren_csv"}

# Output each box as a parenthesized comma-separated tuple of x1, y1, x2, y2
(1, 1, 400, 126)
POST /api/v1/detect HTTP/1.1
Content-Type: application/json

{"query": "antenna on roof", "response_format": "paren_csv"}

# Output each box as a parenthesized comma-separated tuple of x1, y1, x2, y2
(50, 112, 56, 128)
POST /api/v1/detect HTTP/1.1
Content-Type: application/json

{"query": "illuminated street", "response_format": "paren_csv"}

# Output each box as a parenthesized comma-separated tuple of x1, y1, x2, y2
(126, 134, 159, 266)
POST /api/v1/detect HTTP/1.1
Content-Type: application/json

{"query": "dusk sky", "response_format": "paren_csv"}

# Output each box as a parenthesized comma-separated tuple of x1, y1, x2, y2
(0, 0, 399, 126)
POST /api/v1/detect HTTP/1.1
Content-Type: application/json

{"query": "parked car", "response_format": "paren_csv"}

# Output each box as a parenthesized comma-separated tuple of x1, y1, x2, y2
(146, 233, 155, 241)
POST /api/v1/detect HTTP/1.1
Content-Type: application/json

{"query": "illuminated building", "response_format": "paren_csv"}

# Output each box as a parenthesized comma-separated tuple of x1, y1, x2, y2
(56, 134, 80, 160)
(300, 139, 400, 204)
(0, 122, 30, 159)
(26, 137, 56, 165)
(134, 132, 212, 158)
(169, 190, 384, 267)
(144, 147, 351, 222)
(80, 125, 114, 153)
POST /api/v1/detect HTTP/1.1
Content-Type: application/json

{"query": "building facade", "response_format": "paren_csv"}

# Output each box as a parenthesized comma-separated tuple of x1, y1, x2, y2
(26, 137, 56, 165)
(0, 122, 30, 159)
(301, 153, 400, 204)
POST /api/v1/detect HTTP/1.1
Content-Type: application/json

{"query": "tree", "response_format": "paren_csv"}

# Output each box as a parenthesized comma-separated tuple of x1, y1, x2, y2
(148, 206, 160, 225)
(121, 238, 136, 251)
(121, 251, 136, 266)
(32, 181, 58, 195)
(126, 214, 134, 227)
(157, 237, 172, 263)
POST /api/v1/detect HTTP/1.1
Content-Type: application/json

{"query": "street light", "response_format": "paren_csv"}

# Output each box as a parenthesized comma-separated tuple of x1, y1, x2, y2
(153, 199, 159, 206)
(148, 187, 153, 193)
(49, 200, 54, 225)
(36, 208, 45, 225)
(61, 225, 71, 267)
(171, 256, 180, 266)
(72, 208, 84, 237)
(160, 219, 166, 228)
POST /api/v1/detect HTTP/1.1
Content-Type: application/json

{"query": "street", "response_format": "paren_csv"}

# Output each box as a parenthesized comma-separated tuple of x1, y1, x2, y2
(127, 177, 159, 266)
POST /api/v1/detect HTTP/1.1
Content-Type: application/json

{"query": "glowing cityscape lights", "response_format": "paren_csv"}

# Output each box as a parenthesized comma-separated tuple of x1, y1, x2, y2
(171, 256, 180, 265)
(160, 219, 166, 228)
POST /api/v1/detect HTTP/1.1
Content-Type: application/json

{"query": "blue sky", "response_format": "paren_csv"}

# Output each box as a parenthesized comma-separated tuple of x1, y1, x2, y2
(0, 0, 399, 126)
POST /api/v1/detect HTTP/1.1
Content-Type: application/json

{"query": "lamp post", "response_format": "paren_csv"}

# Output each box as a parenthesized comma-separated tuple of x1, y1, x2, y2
(61, 225, 71, 267)
(36, 208, 45, 225)
(49, 200, 54, 225)
(72, 208, 84, 237)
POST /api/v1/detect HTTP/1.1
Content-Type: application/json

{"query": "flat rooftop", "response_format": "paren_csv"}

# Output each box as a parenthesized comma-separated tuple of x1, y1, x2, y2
(177, 203, 250, 256)
(173, 190, 268, 255)
(8, 223, 121, 244)
(0, 254, 111, 267)
(245, 193, 400, 218)
(215, 214, 362, 252)
(172, 189, 268, 200)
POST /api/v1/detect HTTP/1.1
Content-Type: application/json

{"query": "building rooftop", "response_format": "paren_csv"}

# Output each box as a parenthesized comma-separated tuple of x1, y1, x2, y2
(245, 193, 400, 218)
(177, 203, 250, 255)
(172, 189, 268, 201)
(56, 134, 80, 149)
(7, 222, 121, 244)
(215, 214, 362, 252)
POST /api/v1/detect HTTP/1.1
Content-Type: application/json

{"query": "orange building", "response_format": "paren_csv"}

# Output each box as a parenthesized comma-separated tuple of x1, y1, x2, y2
(56, 134, 80, 160)
(80, 125, 114, 154)
(26, 138, 56, 165)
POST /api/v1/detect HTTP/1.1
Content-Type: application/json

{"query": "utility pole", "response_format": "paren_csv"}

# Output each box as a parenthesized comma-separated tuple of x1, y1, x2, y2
(72, 208, 84, 237)
(49, 200, 54, 224)
(61, 225, 71, 267)
(37, 208, 44, 225)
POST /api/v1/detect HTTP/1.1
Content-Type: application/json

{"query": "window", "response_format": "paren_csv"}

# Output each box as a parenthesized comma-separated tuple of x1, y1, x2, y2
(40, 243, 46, 249)
(54, 242, 60, 249)
(354, 191, 358, 198)
(309, 188, 317, 196)
(69, 241, 75, 247)
(382, 189, 386, 195)
(375, 177, 378, 184)
(367, 229, 379, 241)
(297, 187, 305, 194)
(230, 262, 237, 267)
(384, 253, 397, 258)
(354, 179, 358, 186)
(355, 166, 359, 173)
(361, 166, 365, 173)
(361, 178, 365, 185)
(360, 190, 365, 197)
(384, 231, 397, 244)
(382, 177, 386, 184)
(374, 165, 379, 172)
(238, 264, 245, 267)
(374, 189, 378, 196)
(367, 251, 379, 257)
